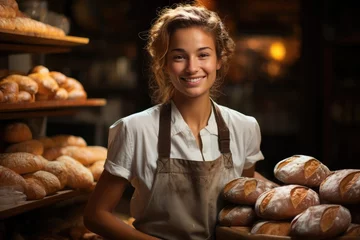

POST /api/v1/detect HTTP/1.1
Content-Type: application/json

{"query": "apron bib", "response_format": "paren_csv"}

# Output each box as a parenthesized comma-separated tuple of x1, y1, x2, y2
(134, 102, 238, 240)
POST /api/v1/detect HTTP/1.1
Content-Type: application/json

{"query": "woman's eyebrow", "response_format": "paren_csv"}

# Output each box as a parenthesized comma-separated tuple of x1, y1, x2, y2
(170, 47, 213, 52)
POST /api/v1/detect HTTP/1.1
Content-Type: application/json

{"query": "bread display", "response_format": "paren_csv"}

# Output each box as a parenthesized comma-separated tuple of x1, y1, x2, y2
(218, 205, 256, 227)
(0, 165, 27, 193)
(50, 134, 87, 148)
(43, 160, 68, 189)
(3, 122, 32, 143)
(0, 80, 18, 102)
(0, 152, 46, 174)
(223, 177, 273, 205)
(88, 160, 105, 181)
(319, 169, 360, 204)
(23, 170, 61, 195)
(250, 221, 291, 236)
(290, 204, 351, 239)
(24, 177, 47, 200)
(60, 145, 107, 166)
(5, 139, 44, 155)
(274, 155, 331, 187)
(1, 74, 38, 94)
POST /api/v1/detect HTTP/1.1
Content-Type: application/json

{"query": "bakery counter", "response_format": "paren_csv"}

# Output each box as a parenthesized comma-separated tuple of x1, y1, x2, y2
(216, 226, 359, 240)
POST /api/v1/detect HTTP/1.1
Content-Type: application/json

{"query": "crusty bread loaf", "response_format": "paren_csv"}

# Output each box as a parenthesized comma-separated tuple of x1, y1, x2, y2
(2, 74, 38, 94)
(24, 170, 61, 195)
(290, 204, 351, 239)
(28, 72, 59, 95)
(24, 177, 46, 200)
(56, 156, 94, 189)
(319, 169, 360, 204)
(0, 152, 46, 174)
(61, 146, 107, 166)
(251, 221, 291, 236)
(5, 139, 44, 155)
(274, 155, 331, 187)
(50, 135, 87, 147)
(218, 205, 256, 227)
(343, 224, 360, 237)
(88, 160, 105, 181)
(43, 160, 68, 189)
(223, 177, 274, 205)
(0, 165, 27, 193)
(3, 122, 32, 143)
(0, 80, 18, 102)
(255, 185, 320, 220)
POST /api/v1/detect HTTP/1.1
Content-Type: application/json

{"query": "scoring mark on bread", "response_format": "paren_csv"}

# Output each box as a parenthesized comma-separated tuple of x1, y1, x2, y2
(260, 189, 275, 213)
(244, 179, 257, 196)
(277, 156, 298, 170)
(304, 159, 320, 179)
(320, 206, 339, 232)
(340, 172, 360, 197)
(290, 187, 308, 208)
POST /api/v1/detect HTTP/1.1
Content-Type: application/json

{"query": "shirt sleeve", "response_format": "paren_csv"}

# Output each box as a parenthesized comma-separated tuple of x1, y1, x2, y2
(244, 119, 265, 169)
(104, 119, 134, 181)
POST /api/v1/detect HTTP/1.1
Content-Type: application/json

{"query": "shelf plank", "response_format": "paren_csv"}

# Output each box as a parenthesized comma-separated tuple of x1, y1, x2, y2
(0, 189, 88, 220)
(0, 29, 89, 47)
(0, 43, 71, 54)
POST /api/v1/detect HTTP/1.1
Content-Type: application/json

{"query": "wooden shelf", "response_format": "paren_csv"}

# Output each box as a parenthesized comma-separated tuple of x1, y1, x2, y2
(0, 189, 89, 220)
(0, 98, 106, 119)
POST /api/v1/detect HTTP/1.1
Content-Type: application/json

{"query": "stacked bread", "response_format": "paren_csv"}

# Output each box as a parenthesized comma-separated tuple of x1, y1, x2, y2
(219, 155, 360, 239)
(0, 65, 87, 103)
(0, 122, 107, 201)
(0, 0, 65, 37)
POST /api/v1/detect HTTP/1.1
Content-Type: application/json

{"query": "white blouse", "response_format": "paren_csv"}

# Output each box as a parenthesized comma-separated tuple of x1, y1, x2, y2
(104, 101, 264, 219)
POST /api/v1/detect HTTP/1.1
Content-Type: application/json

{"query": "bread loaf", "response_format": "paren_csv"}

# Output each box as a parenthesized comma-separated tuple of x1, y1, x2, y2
(0, 4, 16, 18)
(62, 77, 84, 92)
(343, 224, 360, 237)
(0, 152, 45, 174)
(24, 170, 61, 195)
(51, 135, 87, 147)
(24, 177, 46, 200)
(52, 87, 68, 100)
(42, 147, 63, 161)
(319, 169, 360, 204)
(5, 139, 44, 155)
(43, 160, 68, 189)
(3, 122, 32, 143)
(255, 184, 320, 220)
(88, 160, 105, 181)
(49, 71, 67, 86)
(223, 177, 273, 205)
(61, 146, 107, 166)
(218, 205, 256, 227)
(29, 65, 49, 74)
(290, 204, 351, 239)
(28, 72, 59, 95)
(56, 156, 94, 189)
(2, 74, 38, 94)
(274, 155, 331, 187)
(251, 221, 291, 236)
(37, 136, 56, 149)
(0, 80, 18, 102)
(67, 89, 87, 100)
(0, 165, 27, 193)
(17, 90, 34, 102)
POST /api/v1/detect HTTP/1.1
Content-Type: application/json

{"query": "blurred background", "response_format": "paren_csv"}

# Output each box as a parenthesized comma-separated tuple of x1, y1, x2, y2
(13, 0, 360, 179)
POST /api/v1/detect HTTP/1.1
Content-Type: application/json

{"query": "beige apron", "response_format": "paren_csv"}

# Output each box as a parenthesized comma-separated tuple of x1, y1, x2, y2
(134, 102, 238, 240)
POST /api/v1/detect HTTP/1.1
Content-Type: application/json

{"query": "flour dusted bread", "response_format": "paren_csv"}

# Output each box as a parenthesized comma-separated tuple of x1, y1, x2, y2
(223, 177, 274, 205)
(0, 165, 27, 193)
(50, 135, 87, 147)
(24, 170, 61, 195)
(319, 169, 360, 204)
(5, 139, 44, 155)
(49, 71, 67, 86)
(0, 80, 18, 102)
(37, 136, 56, 149)
(3, 122, 32, 143)
(274, 155, 331, 187)
(25, 178, 46, 200)
(88, 160, 105, 181)
(0, 152, 45, 174)
(290, 204, 351, 239)
(56, 156, 94, 189)
(218, 205, 256, 227)
(255, 184, 320, 220)
(251, 221, 291, 236)
(28, 72, 59, 95)
(43, 160, 68, 189)
(2, 74, 38, 94)
(61, 146, 107, 165)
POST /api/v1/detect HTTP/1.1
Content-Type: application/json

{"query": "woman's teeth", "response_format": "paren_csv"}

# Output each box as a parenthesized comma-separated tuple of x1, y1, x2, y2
(182, 77, 203, 82)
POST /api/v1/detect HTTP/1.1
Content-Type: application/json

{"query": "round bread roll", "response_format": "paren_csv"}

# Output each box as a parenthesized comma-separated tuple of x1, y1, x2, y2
(43, 160, 68, 189)
(218, 205, 256, 227)
(56, 155, 94, 190)
(223, 177, 274, 205)
(274, 155, 331, 187)
(255, 185, 320, 220)
(62, 77, 84, 92)
(29, 65, 49, 74)
(24, 178, 46, 200)
(290, 204, 351, 239)
(0, 165, 27, 193)
(28, 72, 59, 95)
(50, 135, 87, 147)
(0, 80, 18, 103)
(5, 139, 44, 155)
(2, 74, 38, 94)
(24, 170, 61, 195)
(52, 87, 68, 100)
(3, 122, 32, 143)
(251, 221, 291, 236)
(17, 91, 34, 102)
(343, 224, 360, 237)
(88, 160, 105, 181)
(42, 147, 63, 161)
(49, 71, 67, 86)
(0, 152, 46, 174)
(319, 169, 360, 204)
(37, 136, 56, 149)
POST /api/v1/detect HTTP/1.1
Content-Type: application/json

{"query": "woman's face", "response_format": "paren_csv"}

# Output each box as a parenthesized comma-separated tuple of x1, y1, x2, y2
(166, 27, 221, 100)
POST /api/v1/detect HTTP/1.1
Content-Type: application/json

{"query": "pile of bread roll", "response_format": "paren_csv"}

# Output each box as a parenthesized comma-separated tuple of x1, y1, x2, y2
(0, 122, 106, 201)
(219, 155, 360, 239)
(0, 0, 65, 37)
(0, 65, 87, 103)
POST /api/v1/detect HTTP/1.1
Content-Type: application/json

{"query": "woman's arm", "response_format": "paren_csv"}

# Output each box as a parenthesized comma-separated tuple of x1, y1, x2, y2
(84, 170, 160, 240)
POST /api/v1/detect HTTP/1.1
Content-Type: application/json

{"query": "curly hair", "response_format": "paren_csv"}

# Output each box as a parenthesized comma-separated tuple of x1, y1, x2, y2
(146, 4, 235, 104)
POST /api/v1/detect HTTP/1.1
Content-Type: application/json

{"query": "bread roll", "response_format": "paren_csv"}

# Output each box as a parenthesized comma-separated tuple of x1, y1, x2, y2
(0, 16, 15, 31)
(29, 65, 49, 74)
(0, 80, 18, 102)
(251, 221, 291, 236)
(52, 87, 68, 100)
(43, 160, 68, 189)
(255, 185, 320, 220)
(61, 146, 107, 166)
(319, 169, 360, 204)
(0, 89, 4, 102)
(2, 74, 38, 94)
(218, 205, 256, 227)
(0, 165, 27, 193)
(61, 77, 84, 91)
(25, 177, 46, 200)
(0, 4, 16, 18)
(17, 90, 34, 102)
(49, 71, 67, 85)
(56, 156, 94, 189)
(50, 135, 87, 147)
(290, 204, 351, 239)
(67, 89, 87, 100)
(223, 177, 274, 205)
(3, 122, 32, 143)
(88, 160, 105, 181)
(274, 155, 331, 187)
(42, 147, 63, 161)
(24, 170, 61, 195)
(37, 136, 56, 149)
(5, 139, 44, 155)
(28, 72, 59, 95)
(0, 152, 45, 174)
(343, 224, 360, 237)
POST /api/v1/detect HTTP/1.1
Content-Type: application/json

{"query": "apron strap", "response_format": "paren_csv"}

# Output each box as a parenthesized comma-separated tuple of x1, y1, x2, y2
(212, 102, 230, 154)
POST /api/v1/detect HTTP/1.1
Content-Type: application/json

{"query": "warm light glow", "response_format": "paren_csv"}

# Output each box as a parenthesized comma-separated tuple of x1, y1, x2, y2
(269, 41, 286, 61)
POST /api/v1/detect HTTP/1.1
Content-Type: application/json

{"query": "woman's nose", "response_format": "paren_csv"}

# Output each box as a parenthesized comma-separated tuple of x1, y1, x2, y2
(186, 57, 199, 73)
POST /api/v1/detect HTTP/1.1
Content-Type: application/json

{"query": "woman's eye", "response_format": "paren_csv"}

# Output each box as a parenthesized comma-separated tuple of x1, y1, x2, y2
(199, 53, 210, 58)
(173, 55, 185, 60)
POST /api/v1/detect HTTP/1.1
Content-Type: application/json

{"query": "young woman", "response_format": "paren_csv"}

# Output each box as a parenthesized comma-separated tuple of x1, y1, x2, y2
(84, 4, 272, 240)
